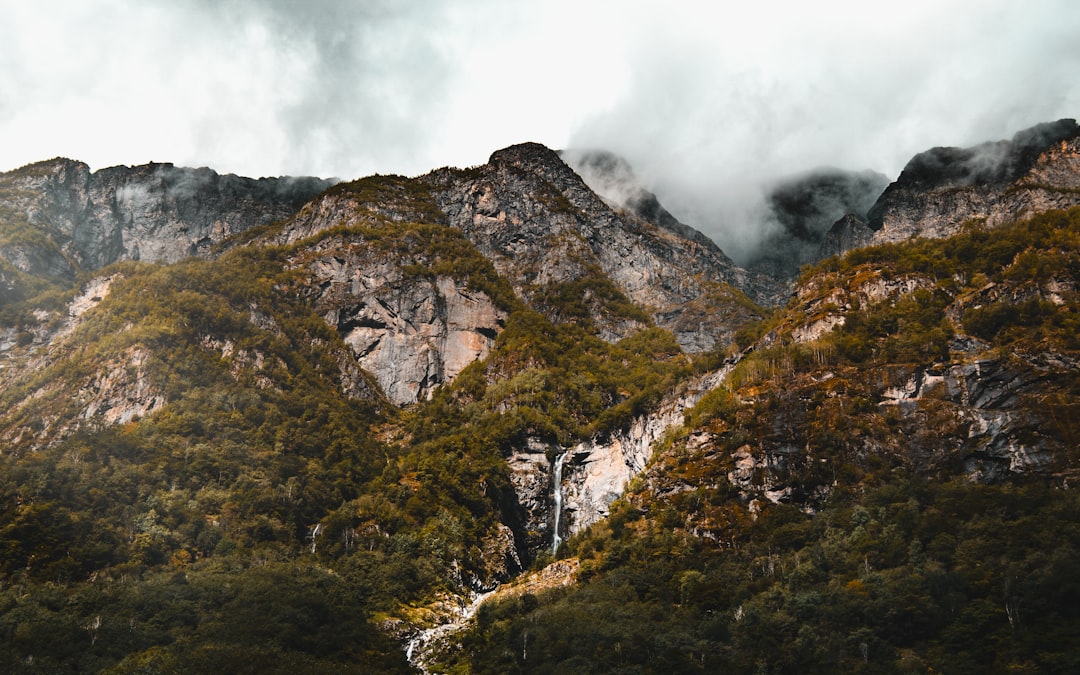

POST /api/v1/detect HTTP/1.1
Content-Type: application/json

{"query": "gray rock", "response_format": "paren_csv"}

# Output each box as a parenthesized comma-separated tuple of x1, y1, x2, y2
(865, 119, 1080, 247)
(0, 158, 333, 276)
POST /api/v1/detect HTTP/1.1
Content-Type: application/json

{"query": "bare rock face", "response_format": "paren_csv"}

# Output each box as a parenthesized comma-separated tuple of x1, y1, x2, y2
(505, 438, 560, 553)
(0, 158, 332, 277)
(507, 384, 703, 556)
(0, 342, 166, 450)
(876, 354, 1075, 481)
(818, 213, 875, 260)
(866, 119, 1080, 245)
(421, 143, 781, 351)
(549, 366, 733, 544)
(297, 235, 506, 405)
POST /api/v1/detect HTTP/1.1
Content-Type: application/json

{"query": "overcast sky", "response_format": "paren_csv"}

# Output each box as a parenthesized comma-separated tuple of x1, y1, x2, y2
(3, 0, 1079, 254)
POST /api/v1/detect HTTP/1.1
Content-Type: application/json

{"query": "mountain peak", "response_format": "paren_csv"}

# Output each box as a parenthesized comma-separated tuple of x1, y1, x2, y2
(885, 118, 1080, 194)
(560, 148, 723, 251)
(864, 118, 1080, 242)
(487, 142, 568, 174)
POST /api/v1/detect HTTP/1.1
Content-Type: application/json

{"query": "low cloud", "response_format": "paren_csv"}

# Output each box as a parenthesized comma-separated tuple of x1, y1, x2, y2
(567, 1, 1080, 261)
(2, 1, 1078, 265)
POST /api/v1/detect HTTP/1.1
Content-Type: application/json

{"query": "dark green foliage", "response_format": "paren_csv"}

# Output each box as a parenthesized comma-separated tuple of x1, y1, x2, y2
(802, 207, 1080, 287)
(534, 263, 650, 328)
(410, 311, 688, 448)
(0, 202, 697, 669)
(834, 287, 954, 364)
(448, 480, 1080, 674)
(0, 560, 410, 674)
(438, 208, 1080, 672)
(963, 298, 1080, 347)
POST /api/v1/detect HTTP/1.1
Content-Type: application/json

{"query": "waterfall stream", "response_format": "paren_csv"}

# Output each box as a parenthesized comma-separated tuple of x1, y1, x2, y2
(405, 588, 496, 672)
(551, 451, 569, 554)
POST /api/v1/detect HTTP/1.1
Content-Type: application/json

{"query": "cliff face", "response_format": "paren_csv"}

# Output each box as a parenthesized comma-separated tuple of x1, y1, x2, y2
(0, 158, 333, 278)
(421, 143, 781, 350)
(291, 230, 507, 405)
(866, 119, 1080, 244)
(271, 143, 778, 354)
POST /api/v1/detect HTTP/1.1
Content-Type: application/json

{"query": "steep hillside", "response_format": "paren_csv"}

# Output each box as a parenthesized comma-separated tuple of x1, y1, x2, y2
(269, 144, 779, 353)
(865, 118, 1080, 244)
(443, 206, 1080, 673)
(0, 159, 332, 274)
(0, 124, 1078, 672)
(0, 142, 773, 671)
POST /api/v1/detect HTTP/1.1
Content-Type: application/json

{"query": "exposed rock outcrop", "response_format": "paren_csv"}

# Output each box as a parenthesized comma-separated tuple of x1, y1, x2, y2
(878, 356, 1071, 481)
(558, 366, 742, 538)
(267, 143, 779, 353)
(865, 119, 1080, 245)
(422, 143, 782, 350)
(818, 213, 875, 260)
(0, 158, 333, 277)
(294, 232, 507, 405)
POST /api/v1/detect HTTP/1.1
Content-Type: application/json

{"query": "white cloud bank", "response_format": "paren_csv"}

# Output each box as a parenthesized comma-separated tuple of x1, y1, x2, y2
(2, 0, 1078, 255)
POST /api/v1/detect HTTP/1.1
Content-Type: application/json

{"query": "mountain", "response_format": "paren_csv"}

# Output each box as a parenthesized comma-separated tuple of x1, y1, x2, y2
(747, 167, 890, 279)
(0, 158, 332, 310)
(0, 121, 1078, 672)
(860, 118, 1080, 245)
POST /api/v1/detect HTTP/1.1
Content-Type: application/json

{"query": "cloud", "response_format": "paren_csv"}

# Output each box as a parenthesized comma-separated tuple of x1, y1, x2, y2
(1, 0, 1078, 262)
(567, 0, 1080, 260)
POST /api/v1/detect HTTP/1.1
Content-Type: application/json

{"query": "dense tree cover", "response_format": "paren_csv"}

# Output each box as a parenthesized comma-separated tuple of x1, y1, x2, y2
(0, 243, 420, 670)
(438, 209, 1080, 673)
(0, 212, 699, 670)
(1, 193, 1078, 671)
(447, 479, 1080, 674)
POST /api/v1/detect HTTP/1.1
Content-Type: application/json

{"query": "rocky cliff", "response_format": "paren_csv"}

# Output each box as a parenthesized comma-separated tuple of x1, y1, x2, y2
(290, 228, 508, 405)
(865, 118, 1080, 245)
(421, 144, 782, 350)
(0, 158, 332, 279)
(1, 123, 1079, 672)
(268, 143, 779, 355)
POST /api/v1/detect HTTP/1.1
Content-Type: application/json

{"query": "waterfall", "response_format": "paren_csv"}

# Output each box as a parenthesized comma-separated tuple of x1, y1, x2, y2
(551, 451, 569, 554)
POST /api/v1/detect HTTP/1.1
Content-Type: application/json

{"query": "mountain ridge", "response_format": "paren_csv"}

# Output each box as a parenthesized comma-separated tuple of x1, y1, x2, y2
(0, 120, 1078, 672)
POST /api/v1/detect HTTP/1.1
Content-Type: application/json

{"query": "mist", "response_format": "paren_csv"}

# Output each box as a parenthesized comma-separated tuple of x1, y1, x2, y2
(565, 1, 1080, 262)
(3, 1, 1079, 263)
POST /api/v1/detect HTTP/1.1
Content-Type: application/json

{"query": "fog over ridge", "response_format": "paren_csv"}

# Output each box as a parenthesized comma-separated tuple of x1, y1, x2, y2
(2, 1, 1079, 262)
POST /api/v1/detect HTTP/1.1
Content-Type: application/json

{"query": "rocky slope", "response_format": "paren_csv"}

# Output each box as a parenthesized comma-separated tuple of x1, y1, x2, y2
(422, 144, 782, 349)
(0, 158, 332, 281)
(1, 122, 1079, 672)
(266, 143, 778, 357)
(432, 204, 1080, 673)
(864, 118, 1080, 244)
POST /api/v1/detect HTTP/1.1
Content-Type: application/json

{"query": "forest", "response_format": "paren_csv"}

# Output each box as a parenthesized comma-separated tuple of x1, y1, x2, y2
(0, 199, 1077, 672)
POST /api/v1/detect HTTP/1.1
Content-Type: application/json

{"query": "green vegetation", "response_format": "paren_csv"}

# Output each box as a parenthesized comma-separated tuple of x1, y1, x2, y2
(447, 479, 1080, 674)
(435, 208, 1080, 673)
(323, 174, 447, 224)
(1, 172, 1078, 671)
(800, 208, 1080, 287)
(0, 205, 701, 669)
(533, 262, 650, 330)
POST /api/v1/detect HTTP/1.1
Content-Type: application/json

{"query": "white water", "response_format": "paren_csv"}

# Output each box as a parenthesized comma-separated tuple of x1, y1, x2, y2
(405, 588, 497, 672)
(551, 451, 569, 554)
